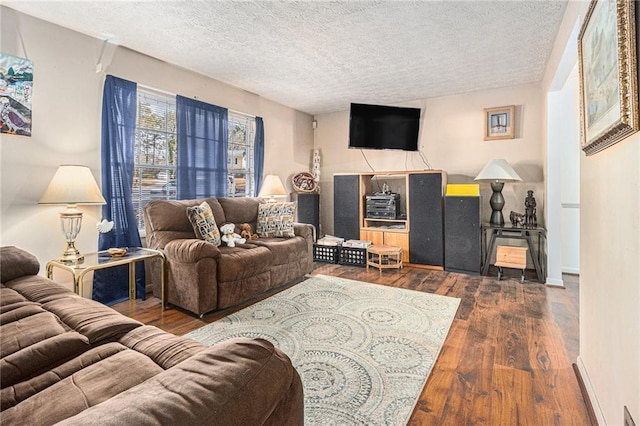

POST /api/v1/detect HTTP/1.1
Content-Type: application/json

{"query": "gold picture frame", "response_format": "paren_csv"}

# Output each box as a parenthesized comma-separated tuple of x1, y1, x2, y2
(578, 0, 639, 155)
(484, 105, 515, 140)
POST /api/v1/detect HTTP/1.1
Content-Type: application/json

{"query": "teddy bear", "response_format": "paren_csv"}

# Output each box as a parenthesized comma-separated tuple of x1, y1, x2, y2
(220, 223, 246, 248)
(240, 223, 259, 240)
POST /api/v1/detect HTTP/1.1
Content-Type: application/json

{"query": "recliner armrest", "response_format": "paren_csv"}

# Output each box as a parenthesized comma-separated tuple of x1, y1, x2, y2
(163, 239, 221, 263)
(293, 223, 314, 241)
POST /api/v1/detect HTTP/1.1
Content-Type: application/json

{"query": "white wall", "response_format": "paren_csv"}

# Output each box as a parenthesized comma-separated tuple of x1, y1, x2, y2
(559, 65, 580, 275)
(580, 134, 640, 426)
(543, 1, 639, 424)
(0, 7, 313, 286)
(314, 83, 544, 238)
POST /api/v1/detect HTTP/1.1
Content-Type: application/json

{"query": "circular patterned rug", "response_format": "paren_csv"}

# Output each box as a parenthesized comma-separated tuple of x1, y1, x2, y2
(186, 274, 460, 425)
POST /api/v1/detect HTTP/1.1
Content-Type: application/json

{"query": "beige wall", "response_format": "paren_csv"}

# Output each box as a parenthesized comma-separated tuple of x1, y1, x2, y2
(580, 135, 640, 425)
(314, 83, 544, 236)
(543, 1, 640, 424)
(0, 7, 313, 284)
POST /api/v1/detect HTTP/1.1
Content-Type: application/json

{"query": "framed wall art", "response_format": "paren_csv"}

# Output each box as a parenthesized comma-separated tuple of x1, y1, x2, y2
(483, 105, 515, 140)
(578, 0, 639, 155)
(0, 52, 33, 137)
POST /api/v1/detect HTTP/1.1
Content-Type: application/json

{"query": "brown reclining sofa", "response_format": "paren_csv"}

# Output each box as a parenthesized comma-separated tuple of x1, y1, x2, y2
(143, 197, 314, 317)
(0, 246, 303, 425)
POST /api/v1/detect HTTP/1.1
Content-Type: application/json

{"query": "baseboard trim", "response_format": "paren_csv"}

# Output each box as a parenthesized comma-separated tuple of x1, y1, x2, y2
(573, 356, 606, 426)
(545, 277, 565, 287)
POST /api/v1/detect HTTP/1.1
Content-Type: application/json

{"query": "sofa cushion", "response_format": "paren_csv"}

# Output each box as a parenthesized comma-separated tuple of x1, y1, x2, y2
(0, 302, 92, 389)
(1, 332, 91, 389)
(187, 201, 222, 246)
(118, 325, 205, 369)
(43, 297, 142, 344)
(54, 338, 301, 426)
(217, 245, 272, 282)
(0, 286, 29, 308)
(144, 198, 226, 233)
(218, 197, 260, 228)
(1, 348, 164, 426)
(1, 343, 126, 411)
(252, 237, 309, 266)
(1, 310, 68, 358)
(257, 202, 296, 238)
(3, 275, 76, 305)
(0, 247, 40, 283)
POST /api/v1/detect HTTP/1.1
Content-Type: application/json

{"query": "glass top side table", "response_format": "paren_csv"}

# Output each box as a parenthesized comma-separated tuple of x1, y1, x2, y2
(46, 247, 166, 306)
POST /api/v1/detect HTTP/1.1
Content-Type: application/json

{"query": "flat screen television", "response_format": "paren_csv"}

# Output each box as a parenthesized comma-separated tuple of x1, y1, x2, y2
(348, 103, 421, 151)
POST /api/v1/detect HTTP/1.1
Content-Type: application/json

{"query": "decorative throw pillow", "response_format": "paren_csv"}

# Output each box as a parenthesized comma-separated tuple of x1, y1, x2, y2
(186, 201, 221, 246)
(256, 202, 296, 238)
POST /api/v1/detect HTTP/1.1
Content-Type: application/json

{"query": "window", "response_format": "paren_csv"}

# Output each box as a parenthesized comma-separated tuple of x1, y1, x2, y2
(132, 89, 255, 229)
(227, 113, 255, 198)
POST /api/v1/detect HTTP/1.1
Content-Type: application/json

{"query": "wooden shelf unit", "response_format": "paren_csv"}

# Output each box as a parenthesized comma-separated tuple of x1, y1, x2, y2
(334, 170, 446, 269)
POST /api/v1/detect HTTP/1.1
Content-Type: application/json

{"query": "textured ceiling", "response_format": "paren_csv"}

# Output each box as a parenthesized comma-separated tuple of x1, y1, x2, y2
(4, 1, 567, 115)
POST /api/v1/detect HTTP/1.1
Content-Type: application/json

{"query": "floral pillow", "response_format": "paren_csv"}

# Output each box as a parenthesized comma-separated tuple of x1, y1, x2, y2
(256, 202, 296, 238)
(186, 201, 221, 246)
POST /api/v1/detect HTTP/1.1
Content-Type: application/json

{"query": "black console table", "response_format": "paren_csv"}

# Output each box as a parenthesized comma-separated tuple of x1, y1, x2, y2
(481, 224, 547, 283)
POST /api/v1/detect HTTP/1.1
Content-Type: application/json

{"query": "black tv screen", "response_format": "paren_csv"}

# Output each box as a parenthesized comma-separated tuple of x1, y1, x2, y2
(348, 103, 421, 151)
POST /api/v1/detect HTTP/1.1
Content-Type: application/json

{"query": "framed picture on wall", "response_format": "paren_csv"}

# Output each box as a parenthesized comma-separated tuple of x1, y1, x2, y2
(0, 53, 33, 137)
(578, 0, 639, 156)
(483, 105, 515, 140)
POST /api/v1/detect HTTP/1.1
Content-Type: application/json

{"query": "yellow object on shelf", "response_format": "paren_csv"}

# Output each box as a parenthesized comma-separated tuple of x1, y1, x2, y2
(446, 184, 480, 196)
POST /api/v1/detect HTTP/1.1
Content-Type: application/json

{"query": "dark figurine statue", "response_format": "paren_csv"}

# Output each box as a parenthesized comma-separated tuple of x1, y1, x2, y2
(525, 190, 537, 226)
(510, 211, 525, 227)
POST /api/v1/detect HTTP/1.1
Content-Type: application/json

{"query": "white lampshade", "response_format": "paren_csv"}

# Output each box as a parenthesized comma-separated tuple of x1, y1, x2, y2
(39, 165, 106, 264)
(258, 174, 287, 200)
(474, 159, 522, 182)
(39, 165, 106, 205)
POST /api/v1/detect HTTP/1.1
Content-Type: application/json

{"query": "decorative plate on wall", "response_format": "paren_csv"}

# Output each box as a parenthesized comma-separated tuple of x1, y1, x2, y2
(292, 172, 317, 193)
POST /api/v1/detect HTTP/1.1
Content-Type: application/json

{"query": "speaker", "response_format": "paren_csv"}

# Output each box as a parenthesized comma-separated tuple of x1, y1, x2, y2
(409, 173, 444, 266)
(444, 196, 481, 274)
(295, 193, 320, 240)
(333, 174, 360, 240)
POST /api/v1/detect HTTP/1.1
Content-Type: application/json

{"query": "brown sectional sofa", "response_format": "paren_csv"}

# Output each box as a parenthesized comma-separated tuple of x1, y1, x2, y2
(144, 197, 314, 317)
(0, 246, 303, 425)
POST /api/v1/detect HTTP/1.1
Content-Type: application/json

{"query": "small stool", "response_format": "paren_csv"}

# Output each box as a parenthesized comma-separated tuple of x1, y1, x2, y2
(367, 244, 403, 272)
(495, 245, 528, 282)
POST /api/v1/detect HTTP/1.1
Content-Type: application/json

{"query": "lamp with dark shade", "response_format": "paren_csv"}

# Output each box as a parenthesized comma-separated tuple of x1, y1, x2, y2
(39, 165, 106, 264)
(257, 174, 287, 203)
(474, 159, 522, 226)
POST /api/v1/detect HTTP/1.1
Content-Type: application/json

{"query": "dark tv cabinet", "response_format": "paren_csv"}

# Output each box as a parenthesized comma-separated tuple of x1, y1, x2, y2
(333, 170, 446, 269)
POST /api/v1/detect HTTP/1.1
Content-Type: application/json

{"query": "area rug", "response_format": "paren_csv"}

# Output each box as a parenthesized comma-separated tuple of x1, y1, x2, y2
(185, 274, 460, 425)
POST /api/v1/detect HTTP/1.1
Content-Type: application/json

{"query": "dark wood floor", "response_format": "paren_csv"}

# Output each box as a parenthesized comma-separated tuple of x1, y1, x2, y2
(112, 263, 590, 425)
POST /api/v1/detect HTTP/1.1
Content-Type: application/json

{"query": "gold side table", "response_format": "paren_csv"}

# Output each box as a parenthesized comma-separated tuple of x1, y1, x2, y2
(366, 244, 403, 272)
(46, 247, 165, 307)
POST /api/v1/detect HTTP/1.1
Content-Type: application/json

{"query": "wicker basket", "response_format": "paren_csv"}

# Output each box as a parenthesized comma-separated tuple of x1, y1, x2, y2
(292, 172, 317, 193)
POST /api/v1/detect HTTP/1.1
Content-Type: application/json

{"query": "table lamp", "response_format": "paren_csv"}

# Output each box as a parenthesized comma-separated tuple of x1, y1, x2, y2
(474, 159, 522, 226)
(39, 165, 106, 264)
(257, 174, 287, 203)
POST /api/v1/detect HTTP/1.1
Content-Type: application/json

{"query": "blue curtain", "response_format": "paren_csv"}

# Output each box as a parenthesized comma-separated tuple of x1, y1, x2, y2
(93, 75, 145, 305)
(176, 96, 228, 198)
(253, 116, 265, 196)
